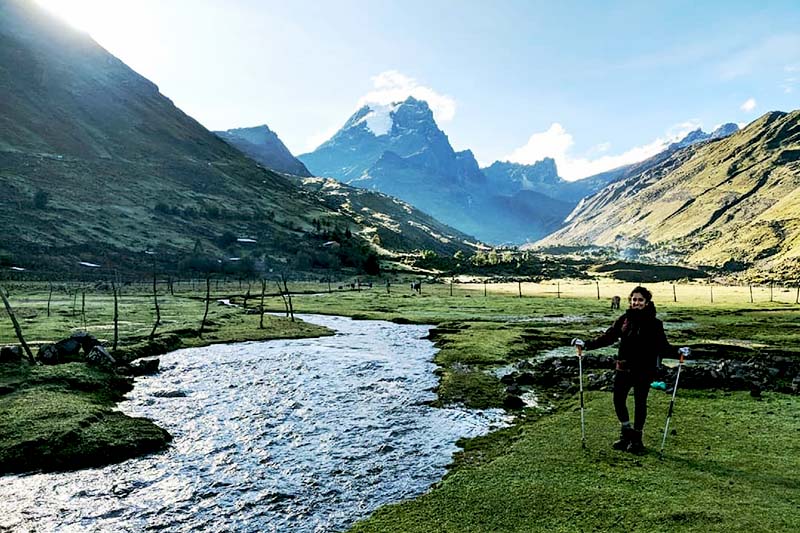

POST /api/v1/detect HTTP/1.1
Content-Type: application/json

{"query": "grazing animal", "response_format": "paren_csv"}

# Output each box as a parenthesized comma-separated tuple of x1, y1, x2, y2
(611, 295, 621, 310)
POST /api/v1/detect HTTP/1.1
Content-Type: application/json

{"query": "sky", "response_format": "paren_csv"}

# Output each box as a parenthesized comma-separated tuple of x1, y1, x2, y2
(36, 0, 800, 180)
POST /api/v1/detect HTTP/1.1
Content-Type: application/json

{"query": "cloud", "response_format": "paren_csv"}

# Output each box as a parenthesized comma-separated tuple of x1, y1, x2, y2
(302, 125, 340, 153)
(782, 64, 799, 93)
(504, 121, 701, 182)
(717, 34, 800, 80)
(740, 98, 757, 112)
(357, 70, 457, 123)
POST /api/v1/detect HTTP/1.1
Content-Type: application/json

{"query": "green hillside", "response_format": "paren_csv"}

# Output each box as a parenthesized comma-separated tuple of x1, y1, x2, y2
(0, 0, 471, 278)
(539, 111, 800, 278)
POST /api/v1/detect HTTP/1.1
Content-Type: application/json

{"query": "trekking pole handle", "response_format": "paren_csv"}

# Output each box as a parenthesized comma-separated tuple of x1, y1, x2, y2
(576, 346, 583, 358)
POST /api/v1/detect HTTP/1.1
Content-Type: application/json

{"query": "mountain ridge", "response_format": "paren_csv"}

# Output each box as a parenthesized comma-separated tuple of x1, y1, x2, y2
(537, 110, 800, 277)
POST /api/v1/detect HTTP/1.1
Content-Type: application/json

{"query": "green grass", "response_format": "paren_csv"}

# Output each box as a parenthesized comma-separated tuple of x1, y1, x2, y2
(350, 391, 800, 532)
(2, 280, 799, 531)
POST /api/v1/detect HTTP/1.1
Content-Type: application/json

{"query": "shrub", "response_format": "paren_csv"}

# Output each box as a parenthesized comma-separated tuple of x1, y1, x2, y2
(33, 189, 49, 209)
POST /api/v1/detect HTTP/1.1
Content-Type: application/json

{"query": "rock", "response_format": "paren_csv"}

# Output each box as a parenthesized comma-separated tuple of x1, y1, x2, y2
(128, 358, 160, 376)
(37, 343, 60, 365)
(70, 331, 101, 354)
(86, 345, 116, 368)
(503, 394, 524, 410)
(791, 375, 800, 394)
(53, 338, 81, 358)
(152, 389, 187, 398)
(506, 384, 523, 395)
(0, 345, 22, 364)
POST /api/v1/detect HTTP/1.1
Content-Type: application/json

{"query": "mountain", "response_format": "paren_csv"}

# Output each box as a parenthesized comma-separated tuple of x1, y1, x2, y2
(291, 177, 481, 255)
(0, 0, 469, 276)
(299, 97, 570, 244)
(215, 125, 312, 177)
(538, 111, 800, 277)
(669, 123, 740, 150)
(482, 159, 623, 204)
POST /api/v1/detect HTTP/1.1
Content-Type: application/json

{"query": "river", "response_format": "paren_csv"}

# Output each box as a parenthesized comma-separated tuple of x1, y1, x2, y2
(0, 314, 508, 532)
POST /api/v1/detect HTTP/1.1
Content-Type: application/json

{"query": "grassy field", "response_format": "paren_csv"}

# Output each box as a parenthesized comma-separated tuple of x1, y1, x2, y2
(1, 279, 799, 530)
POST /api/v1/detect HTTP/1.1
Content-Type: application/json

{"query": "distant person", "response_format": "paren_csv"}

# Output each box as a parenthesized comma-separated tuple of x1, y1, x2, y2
(571, 286, 688, 453)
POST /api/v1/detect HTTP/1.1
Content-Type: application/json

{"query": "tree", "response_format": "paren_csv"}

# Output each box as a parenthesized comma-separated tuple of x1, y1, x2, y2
(364, 253, 381, 275)
(33, 189, 49, 209)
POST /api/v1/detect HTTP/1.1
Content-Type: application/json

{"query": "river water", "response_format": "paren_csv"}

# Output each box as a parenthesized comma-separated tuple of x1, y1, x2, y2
(0, 315, 508, 533)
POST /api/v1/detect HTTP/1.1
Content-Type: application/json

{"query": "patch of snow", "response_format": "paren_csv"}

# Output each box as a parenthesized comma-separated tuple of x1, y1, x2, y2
(357, 103, 398, 136)
(236, 238, 257, 243)
(10, 266, 25, 271)
(407, 220, 452, 243)
(79, 261, 101, 268)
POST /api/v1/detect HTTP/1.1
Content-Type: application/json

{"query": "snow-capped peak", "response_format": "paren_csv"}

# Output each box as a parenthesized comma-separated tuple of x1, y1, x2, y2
(357, 103, 399, 136)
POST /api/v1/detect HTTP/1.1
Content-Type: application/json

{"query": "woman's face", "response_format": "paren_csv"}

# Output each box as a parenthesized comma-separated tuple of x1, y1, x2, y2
(630, 292, 648, 310)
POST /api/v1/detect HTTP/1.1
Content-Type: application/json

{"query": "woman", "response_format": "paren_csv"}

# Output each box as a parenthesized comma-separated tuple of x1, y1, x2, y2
(571, 286, 689, 453)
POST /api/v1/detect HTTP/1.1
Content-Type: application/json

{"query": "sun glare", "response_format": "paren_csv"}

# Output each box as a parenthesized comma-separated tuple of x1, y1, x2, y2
(35, 0, 109, 34)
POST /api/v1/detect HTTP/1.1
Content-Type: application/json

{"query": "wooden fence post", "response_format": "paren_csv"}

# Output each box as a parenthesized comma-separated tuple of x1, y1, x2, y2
(672, 283, 677, 303)
(199, 277, 210, 337)
(282, 275, 294, 322)
(149, 271, 161, 341)
(749, 284, 754, 304)
(259, 279, 266, 330)
(112, 281, 119, 351)
(0, 287, 35, 363)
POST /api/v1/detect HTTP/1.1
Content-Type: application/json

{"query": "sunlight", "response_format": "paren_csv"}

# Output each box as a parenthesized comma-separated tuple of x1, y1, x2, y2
(35, 0, 110, 34)
(34, 0, 164, 84)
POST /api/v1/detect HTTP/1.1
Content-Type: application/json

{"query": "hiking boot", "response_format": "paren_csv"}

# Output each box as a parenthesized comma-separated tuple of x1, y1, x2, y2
(626, 430, 645, 454)
(612, 426, 634, 451)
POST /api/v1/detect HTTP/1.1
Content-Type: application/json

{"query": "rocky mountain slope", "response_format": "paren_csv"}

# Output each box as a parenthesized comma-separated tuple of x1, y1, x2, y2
(215, 125, 312, 177)
(0, 0, 472, 276)
(538, 111, 800, 277)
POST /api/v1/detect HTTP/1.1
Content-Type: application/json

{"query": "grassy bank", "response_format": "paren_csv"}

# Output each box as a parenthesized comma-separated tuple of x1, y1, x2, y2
(0, 285, 331, 474)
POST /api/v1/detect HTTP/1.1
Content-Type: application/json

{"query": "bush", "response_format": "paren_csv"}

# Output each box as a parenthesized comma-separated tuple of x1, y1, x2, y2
(33, 189, 49, 209)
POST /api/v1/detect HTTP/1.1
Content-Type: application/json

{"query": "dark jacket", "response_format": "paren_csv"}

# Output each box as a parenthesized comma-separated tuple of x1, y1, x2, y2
(585, 302, 676, 375)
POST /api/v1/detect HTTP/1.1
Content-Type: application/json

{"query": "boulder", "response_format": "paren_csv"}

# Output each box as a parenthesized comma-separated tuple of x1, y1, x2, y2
(70, 331, 102, 354)
(0, 345, 22, 364)
(128, 358, 160, 376)
(37, 343, 60, 365)
(53, 337, 82, 358)
(86, 345, 116, 368)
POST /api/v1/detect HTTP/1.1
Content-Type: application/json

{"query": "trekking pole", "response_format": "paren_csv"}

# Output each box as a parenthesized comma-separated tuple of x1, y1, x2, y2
(577, 345, 586, 449)
(660, 347, 689, 457)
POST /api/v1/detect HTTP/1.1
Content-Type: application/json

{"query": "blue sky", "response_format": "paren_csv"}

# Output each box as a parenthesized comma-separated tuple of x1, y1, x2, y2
(37, 0, 800, 179)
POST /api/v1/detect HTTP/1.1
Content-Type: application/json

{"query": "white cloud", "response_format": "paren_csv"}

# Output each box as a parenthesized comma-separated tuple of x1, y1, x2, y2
(504, 121, 701, 181)
(357, 70, 457, 123)
(740, 98, 757, 112)
(717, 34, 800, 80)
(302, 124, 340, 153)
(782, 64, 799, 93)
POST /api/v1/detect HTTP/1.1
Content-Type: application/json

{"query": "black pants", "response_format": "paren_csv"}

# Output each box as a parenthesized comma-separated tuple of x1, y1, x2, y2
(613, 370, 651, 430)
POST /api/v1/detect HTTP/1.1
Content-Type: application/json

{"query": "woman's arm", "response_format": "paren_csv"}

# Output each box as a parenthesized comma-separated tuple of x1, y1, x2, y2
(584, 317, 623, 350)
